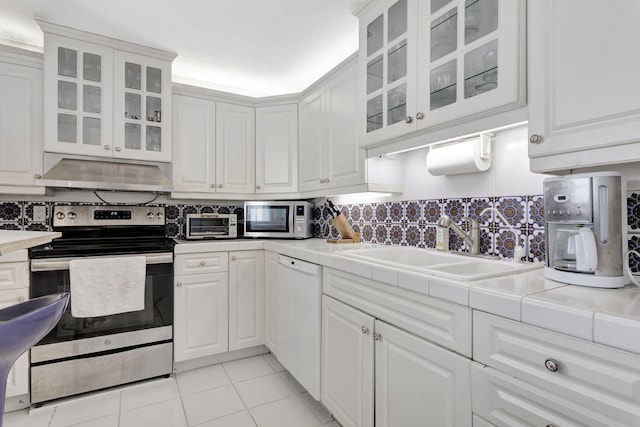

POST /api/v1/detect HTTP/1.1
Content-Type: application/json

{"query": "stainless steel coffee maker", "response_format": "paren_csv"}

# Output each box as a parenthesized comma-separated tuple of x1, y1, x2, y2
(544, 172, 627, 288)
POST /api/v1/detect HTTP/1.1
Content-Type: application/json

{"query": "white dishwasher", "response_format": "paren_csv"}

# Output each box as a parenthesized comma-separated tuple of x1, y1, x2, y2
(276, 254, 322, 400)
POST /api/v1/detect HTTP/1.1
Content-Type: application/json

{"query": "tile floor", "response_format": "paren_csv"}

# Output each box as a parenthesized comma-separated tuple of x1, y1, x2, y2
(4, 354, 340, 427)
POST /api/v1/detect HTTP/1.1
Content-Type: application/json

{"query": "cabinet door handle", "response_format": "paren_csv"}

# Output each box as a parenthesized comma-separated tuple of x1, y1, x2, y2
(17, 296, 25, 302)
(529, 134, 543, 144)
(231, 256, 237, 261)
(544, 358, 559, 372)
(200, 261, 206, 266)
(405, 116, 413, 124)
(415, 112, 424, 120)
(320, 179, 325, 184)
(546, 424, 558, 427)
(176, 282, 182, 287)
(325, 178, 329, 183)
(218, 184, 223, 188)
(256, 185, 261, 190)
(115, 146, 122, 152)
(34, 174, 42, 179)
(210, 184, 216, 188)
(373, 332, 381, 341)
(104, 145, 111, 150)
(361, 326, 369, 334)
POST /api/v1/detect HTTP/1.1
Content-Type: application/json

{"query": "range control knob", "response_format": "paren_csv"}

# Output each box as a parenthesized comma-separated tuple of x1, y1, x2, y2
(56, 212, 65, 220)
(67, 212, 77, 219)
(156, 212, 163, 220)
(147, 212, 155, 220)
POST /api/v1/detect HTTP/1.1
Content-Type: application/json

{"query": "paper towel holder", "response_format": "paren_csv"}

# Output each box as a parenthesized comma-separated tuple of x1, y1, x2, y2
(425, 133, 493, 176)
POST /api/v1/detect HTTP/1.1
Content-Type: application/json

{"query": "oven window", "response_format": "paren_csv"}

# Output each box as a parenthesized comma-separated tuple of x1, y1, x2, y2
(30, 263, 173, 345)
(190, 217, 229, 235)
(245, 205, 290, 232)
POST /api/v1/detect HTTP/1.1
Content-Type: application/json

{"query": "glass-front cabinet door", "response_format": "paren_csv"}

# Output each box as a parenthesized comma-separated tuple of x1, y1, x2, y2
(359, 0, 418, 146)
(113, 51, 172, 162)
(416, 0, 524, 129)
(44, 35, 114, 157)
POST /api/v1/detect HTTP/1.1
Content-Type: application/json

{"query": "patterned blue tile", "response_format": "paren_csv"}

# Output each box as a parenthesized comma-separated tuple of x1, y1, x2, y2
(527, 195, 545, 229)
(388, 224, 403, 245)
(528, 229, 545, 263)
(495, 228, 525, 259)
(478, 227, 494, 255)
(0, 202, 22, 221)
(403, 225, 422, 247)
(374, 223, 389, 244)
(361, 224, 374, 242)
(495, 196, 526, 228)
(423, 199, 442, 224)
(362, 204, 374, 222)
(24, 222, 50, 232)
(628, 193, 640, 232)
(0, 223, 21, 230)
(350, 205, 362, 222)
(628, 236, 640, 273)
(375, 204, 389, 223)
(165, 205, 181, 221)
(443, 198, 467, 223)
(387, 202, 403, 223)
(468, 197, 493, 227)
(424, 225, 438, 249)
(403, 201, 422, 223)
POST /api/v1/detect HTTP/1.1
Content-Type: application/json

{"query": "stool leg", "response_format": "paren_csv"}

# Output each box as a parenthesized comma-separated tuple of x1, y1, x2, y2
(0, 362, 12, 427)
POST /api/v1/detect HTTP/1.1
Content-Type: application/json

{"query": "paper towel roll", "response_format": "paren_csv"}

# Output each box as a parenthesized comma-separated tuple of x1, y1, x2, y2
(425, 137, 492, 176)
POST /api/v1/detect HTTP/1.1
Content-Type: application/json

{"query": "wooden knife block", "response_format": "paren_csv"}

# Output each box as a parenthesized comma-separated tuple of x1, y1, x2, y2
(327, 213, 361, 244)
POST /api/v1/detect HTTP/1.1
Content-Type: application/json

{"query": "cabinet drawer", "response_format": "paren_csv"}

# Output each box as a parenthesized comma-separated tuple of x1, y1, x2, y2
(0, 262, 29, 291)
(474, 311, 640, 426)
(472, 363, 617, 427)
(324, 268, 471, 356)
(174, 252, 228, 275)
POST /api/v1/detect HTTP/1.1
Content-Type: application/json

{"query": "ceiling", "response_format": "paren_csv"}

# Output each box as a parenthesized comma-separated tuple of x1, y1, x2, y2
(0, 0, 359, 97)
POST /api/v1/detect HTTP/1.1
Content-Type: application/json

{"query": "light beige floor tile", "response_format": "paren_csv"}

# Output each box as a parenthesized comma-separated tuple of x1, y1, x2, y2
(235, 373, 294, 408)
(49, 393, 120, 427)
(3, 407, 54, 427)
(195, 410, 257, 427)
(68, 414, 119, 427)
(262, 354, 285, 372)
(120, 377, 180, 412)
(182, 384, 245, 425)
(299, 392, 333, 423)
(119, 398, 187, 427)
(278, 371, 306, 394)
(223, 356, 275, 383)
(250, 395, 320, 427)
(176, 363, 230, 396)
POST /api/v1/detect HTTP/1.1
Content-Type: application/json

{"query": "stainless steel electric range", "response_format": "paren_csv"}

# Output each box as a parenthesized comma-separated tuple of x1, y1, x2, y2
(28, 205, 175, 404)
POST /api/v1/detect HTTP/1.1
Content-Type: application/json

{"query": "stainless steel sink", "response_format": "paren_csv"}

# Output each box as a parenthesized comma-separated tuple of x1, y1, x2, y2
(337, 247, 541, 281)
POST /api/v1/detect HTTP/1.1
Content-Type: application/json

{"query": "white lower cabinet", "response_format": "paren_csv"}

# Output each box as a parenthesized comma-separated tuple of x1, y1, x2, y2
(228, 250, 264, 351)
(322, 291, 471, 427)
(174, 272, 228, 361)
(264, 251, 278, 353)
(0, 252, 30, 412)
(174, 250, 264, 363)
(473, 311, 640, 426)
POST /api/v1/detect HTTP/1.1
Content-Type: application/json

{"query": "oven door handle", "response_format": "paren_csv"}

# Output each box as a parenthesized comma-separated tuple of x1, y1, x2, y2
(31, 253, 174, 272)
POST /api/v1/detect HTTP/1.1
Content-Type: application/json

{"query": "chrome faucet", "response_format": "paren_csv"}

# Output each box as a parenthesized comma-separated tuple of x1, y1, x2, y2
(479, 207, 526, 261)
(437, 215, 479, 254)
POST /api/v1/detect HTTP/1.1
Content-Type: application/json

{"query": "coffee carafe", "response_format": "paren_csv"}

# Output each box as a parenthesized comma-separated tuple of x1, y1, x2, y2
(544, 172, 626, 288)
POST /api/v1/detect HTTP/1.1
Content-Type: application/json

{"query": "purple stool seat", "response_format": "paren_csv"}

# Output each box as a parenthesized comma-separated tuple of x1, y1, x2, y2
(0, 293, 69, 425)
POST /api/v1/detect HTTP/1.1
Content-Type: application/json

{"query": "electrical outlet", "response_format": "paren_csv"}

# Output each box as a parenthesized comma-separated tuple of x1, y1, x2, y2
(33, 205, 47, 222)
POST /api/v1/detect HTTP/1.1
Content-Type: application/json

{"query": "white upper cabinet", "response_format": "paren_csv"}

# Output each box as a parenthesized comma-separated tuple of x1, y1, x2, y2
(528, 0, 640, 173)
(0, 48, 45, 194)
(215, 102, 255, 194)
(39, 20, 175, 162)
(255, 104, 298, 193)
(172, 94, 216, 192)
(113, 51, 172, 162)
(356, 0, 526, 148)
(299, 58, 366, 192)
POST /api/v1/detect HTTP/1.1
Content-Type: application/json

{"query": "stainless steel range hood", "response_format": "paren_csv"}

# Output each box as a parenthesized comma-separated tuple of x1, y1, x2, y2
(38, 153, 173, 192)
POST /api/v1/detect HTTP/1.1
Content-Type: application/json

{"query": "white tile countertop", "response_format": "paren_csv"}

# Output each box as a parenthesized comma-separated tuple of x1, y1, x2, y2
(0, 230, 61, 255)
(175, 238, 640, 355)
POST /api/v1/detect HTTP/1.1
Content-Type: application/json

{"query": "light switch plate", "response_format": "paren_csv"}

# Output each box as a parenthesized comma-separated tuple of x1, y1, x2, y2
(33, 205, 47, 222)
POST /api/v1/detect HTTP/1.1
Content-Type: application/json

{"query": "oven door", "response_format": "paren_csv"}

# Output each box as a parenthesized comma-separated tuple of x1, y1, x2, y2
(30, 253, 173, 346)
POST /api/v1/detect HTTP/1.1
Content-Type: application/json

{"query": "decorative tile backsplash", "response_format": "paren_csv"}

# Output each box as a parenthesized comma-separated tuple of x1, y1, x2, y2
(317, 193, 640, 265)
(3, 194, 640, 268)
(0, 201, 243, 240)
(316, 195, 546, 262)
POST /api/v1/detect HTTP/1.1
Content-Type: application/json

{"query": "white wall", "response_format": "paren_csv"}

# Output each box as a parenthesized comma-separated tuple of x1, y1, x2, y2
(333, 124, 549, 204)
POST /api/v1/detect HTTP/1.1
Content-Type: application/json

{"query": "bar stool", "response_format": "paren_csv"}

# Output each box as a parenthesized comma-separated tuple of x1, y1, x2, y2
(0, 293, 69, 426)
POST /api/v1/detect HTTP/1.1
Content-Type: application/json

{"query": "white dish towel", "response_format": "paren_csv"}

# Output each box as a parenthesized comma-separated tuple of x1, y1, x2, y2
(69, 256, 146, 318)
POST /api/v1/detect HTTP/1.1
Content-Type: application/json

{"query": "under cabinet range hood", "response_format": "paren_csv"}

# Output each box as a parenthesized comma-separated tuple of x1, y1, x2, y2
(37, 153, 173, 192)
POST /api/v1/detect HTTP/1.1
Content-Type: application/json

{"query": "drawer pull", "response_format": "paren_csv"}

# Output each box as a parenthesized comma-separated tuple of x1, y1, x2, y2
(373, 332, 381, 341)
(17, 296, 25, 302)
(176, 282, 182, 287)
(361, 326, 369, 334)
(544, 358, 559, 372)
(200, 261, 206, 266)
(546, 424, 557, 427)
